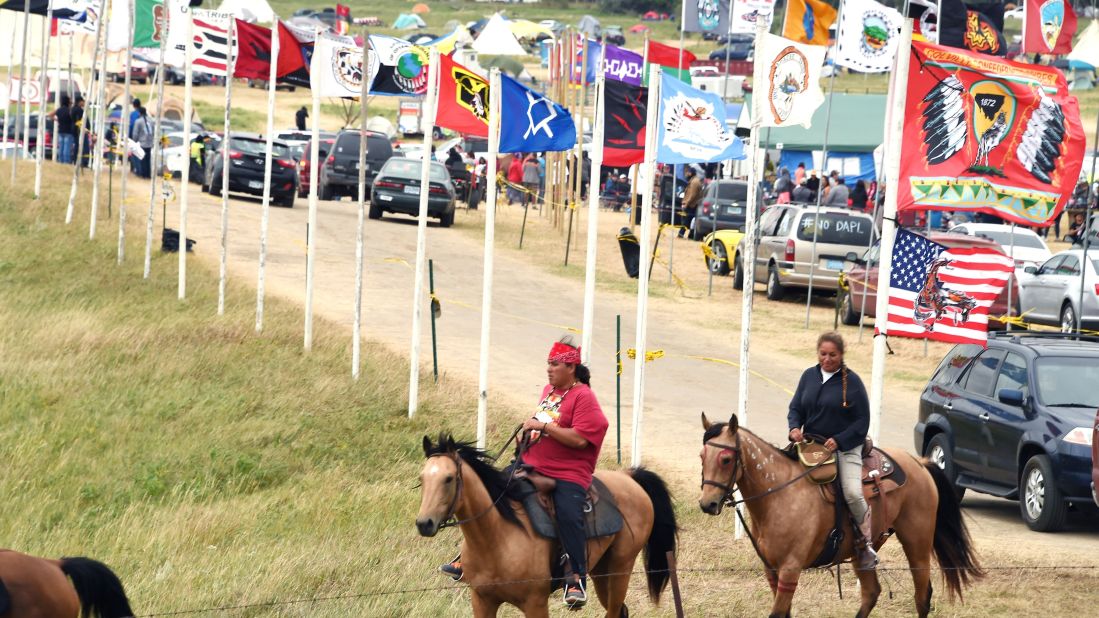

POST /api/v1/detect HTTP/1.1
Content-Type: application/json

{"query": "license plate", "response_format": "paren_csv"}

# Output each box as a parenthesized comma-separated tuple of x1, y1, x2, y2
(826, 259, 844, 270)
(403, 185, 420, 195)
(379, 195, 392, 202)
(726, 206, 744, 215)
(248, 180, 263, 189)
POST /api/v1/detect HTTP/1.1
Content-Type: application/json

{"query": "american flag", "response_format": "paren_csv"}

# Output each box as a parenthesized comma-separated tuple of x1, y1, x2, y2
(885, 229, 1014, 345)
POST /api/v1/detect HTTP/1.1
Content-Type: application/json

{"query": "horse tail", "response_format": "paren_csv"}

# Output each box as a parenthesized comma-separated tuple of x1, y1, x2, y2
(629, 467, 679, 604)
(924, 462, 984, 600)
(59, 557, 134, 618)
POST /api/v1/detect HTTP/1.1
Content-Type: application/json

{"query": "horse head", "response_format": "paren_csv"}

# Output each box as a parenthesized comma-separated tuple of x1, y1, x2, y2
(699, 412, 742, 515)
(416, 433, 462, 537)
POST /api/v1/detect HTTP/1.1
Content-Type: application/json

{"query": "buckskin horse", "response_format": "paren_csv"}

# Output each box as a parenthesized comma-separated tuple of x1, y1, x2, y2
(699, 414, 983, 618)
(416, 434, 678, 617)
(0, 550, 134, 617)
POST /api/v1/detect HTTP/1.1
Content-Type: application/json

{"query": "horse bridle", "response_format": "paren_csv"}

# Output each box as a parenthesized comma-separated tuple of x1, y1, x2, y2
(427, 452, 466, 530)
(701, 433, 742, 506)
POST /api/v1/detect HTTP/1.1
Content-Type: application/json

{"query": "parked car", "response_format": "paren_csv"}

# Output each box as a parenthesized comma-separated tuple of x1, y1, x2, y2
(160, 131, 189, 177)
(108, 60, 149, 84)
(1018, 250, 1099, 331)
(709, 34, 755, 61)
(689, 179, 749, 240)
(296, 134, 338, 197)
(840, 232, 1019, 328)
(369, 157, 456, 227)
(701, 228, 747, 275)
(247, 78, 297, 92)
(948, 223, 1052, 272)
(317, 130, 395, 200)
(277, 130, 336, 161)
(203, 133, 297, 207)
(3, 113, 53, 160)
(603, 25, 626, 46)
(733, 204, 875, 299)
(916, 332, 1099, 531)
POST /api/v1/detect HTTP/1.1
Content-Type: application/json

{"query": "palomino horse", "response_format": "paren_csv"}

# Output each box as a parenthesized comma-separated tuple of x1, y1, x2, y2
(698, 414, 983, 618)
(416, 434, 678, 617)
(0, 550, 134, 617)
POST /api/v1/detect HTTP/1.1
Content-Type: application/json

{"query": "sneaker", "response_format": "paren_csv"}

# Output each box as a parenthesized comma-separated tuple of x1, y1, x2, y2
(439, 557, 463, 581)
(563, 578, 587, 608)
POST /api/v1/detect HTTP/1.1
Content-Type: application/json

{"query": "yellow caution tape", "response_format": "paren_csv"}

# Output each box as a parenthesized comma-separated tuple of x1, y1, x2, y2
(626, 348, 665, 362)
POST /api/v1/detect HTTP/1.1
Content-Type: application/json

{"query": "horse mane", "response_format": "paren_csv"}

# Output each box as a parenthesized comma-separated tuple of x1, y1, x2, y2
(704, 422, 796, 461)
(425, 434, 523, 528)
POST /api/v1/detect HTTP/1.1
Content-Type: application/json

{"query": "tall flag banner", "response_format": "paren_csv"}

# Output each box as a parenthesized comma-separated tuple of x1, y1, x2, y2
(165, 0, 190, 65)
(885, 229, 1013, 346)
(277, 21, 314, 86)
(310, 32, 362, 98)
(571, 37, 602, 84)
(0, 0, 86, 20)
(367, 34, 430, 96)
(899, 41, 1086, 227)
(603, 78, 648, 167)
(731, 0, 777, 35)
(834, 0, 903, 73)
(685, 0, 731, 35)
(603, 44, 643, 86)
(498, 74, 576, 153)
(782, 0, 838, 46)
(53, 0, 97, 36)
(233, 19, 271, 80)
(189, 10, 232, 76)
(939, 0, 1007, 56)
(645, 40, 696, 85)
(335, 4, 351, 36)
(1023, 0, 1077, 55)
(657, 72, 746, 163)
(754, 32, 826, 128)
(133, 0, 166, 48)
(436, 54, 490, 137)
(908, 0, 939, 43)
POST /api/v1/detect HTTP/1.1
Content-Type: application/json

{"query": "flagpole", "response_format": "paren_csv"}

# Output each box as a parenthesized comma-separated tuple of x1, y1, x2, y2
(143, 34, 167, 279)
(304, 27, 324, 350)
(67, 0, 106, 224)
(217, 18, 235, 315)
(869, 19, 913, 444)
(476, 68, 501, 449)
(581, 73, 605, 364)
(11, 0, 32, 182)
(2, 16, 15, 164)
(52, 29, 61, 163)
(33, 0, 54, 199)
(631, 65, 661, 467)
(353, 30, 372, 378)
(177, 9, 194, 298)
(89, 0, 111, 239)
(721, 0, 736, 101)
(408, 49, 440, 418)
(1080, 109, 1099, 333)
(668, 0, 688, 283)
(566, 35, 590, 265)
(256, 17, 279, 332)
(804, 0, 844, 328)
(118, 0, 135, 263)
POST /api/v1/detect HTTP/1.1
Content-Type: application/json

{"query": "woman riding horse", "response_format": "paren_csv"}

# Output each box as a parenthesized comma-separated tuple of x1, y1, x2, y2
(787, 332, 876, 570)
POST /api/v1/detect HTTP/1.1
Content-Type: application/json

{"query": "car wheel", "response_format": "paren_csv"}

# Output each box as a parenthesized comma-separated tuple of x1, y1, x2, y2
(925, 434, 965, 502)
(439, 209, 455, 228)
(1020, 454, 1067, 532)
(840, 291, 860, 326)
(319, 182, 333, 201)
(1060, 303, 1077, 333)
(766, 264, 785, 300)
(368, 201, 383, 220)
(277, 193, 295, 208)
(732, 252, 745, 290)
(708, 240, 729, 276)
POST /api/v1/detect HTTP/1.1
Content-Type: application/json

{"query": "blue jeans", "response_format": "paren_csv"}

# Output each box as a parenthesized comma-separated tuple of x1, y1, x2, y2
(57, 133, 75, 163)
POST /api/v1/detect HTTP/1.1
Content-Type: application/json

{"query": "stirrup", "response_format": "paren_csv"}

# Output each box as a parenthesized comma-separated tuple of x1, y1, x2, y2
(562, 578, 587, 608)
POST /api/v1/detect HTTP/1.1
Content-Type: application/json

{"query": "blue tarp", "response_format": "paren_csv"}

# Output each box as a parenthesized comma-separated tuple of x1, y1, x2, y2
(778, 150, 877, 185)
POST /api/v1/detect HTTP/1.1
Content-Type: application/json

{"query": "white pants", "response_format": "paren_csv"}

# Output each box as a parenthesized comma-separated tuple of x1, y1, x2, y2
(839, 445, 868, 521)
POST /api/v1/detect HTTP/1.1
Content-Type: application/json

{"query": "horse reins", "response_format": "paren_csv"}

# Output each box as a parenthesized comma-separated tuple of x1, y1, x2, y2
(434, 426, 528, 531)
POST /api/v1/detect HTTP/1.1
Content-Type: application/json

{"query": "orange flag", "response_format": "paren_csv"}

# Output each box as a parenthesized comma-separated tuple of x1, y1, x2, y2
(782, 0, 838, 46)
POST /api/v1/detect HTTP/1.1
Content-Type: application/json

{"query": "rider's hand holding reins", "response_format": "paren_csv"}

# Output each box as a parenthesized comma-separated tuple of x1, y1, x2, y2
(788, 428, 804, 443)
(823, 438, 838, 452)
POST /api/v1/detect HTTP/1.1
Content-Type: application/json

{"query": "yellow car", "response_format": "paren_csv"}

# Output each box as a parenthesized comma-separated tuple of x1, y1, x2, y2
(700, 228, 746, 276)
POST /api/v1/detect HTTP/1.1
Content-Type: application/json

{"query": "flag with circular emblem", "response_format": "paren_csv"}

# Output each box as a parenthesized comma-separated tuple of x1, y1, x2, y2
(834, 0, 903, 73)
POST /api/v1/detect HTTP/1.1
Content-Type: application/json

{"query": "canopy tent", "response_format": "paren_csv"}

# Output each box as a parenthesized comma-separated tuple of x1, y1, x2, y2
(472, 14, 527, 56)
(217, 0, 275, 24)
(629, 24, 650, 33)
(425, 26, 474, 55)
(393, 13, 427, 30)
(412, 3, 430, 14)
(509, 19, 552, 40)
(1068, 21, 1099, 70)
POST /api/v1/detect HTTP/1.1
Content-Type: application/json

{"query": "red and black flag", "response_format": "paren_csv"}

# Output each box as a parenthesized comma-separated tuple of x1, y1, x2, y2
(603, 78, 647, 167)
(233, 19, 271, 80)
(940, 0, 1007, 56)
(436, 54, 489, 137)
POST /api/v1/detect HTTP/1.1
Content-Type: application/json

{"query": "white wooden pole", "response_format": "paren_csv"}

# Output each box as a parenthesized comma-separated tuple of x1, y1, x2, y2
(303, 26, 323, 351)
(67, 0, 106, 224)
(33, 1, 54, 199)
(52, 30, 61, 163)
(89, 0, 110, 239)
(118, 0, 135, 263)
(255, 18, 279, 332)
(217, 19, 235, 315)
(580, 74, 605, 363)
(868, 20, 913, 444)
(352, 32, 372, 378)
(12, 0, 32, 182)
(475, 68, 501, 449)
(3, 17, 15, 164)
(177, 10, 194, 299)
(408, 49, 440, 418)
(143, 42, 168, 279)
(630, 66, 661, 467)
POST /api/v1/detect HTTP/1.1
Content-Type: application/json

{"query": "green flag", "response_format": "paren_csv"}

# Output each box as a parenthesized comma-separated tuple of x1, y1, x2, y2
(133, 0, 166, 48)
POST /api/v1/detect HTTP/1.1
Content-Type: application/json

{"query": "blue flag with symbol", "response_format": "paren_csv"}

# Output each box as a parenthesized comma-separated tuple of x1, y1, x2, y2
(656, 72, 745, 164)
(498, 74, 577, 154)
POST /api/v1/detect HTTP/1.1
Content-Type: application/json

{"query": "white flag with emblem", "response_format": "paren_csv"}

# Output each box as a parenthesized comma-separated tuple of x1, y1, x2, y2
(754, 32, 826, 129)
(834, 0, 903, 74)
(310, 31, 365, 98)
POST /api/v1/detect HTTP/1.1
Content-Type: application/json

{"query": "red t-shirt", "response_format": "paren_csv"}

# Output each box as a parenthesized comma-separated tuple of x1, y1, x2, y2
(523, 383, 608, 489)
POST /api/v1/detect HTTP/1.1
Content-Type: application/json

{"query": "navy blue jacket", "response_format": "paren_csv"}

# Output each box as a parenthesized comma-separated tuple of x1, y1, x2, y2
(787, 365, 870, 452)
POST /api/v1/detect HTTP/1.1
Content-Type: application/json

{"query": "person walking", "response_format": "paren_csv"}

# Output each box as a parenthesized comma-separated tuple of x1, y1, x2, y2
(131, 107, 155, 178)
(506, 154, 524, 205)
(295, 106, 308, 130)
(522, 153, 540, 208)
(679, 165, 703, 238)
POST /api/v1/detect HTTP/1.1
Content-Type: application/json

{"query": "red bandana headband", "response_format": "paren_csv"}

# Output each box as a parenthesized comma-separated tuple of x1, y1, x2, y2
(548, 341, 582, 365)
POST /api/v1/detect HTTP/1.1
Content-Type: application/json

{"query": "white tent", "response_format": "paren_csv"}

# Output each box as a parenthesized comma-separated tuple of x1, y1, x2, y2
(217, 0, 276, 24)
(1069, 21, 1099, 70)
(472, 14, 528, 56)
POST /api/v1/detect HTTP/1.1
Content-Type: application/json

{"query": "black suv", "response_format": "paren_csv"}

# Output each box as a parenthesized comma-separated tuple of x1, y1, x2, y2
(915, 332, 1099, 531)
(317, 130, 394, 201)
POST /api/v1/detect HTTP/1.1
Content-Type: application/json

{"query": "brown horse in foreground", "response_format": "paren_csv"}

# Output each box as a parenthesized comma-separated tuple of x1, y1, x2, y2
(0, 550, 134, 617)
(416, 434, 678, 617)
(699, 414, 983, 618)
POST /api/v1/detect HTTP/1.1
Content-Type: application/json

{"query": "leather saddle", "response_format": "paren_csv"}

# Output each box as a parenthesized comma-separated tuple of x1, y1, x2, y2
(513, 468, 623, 540)
(789, 437, 907, 501)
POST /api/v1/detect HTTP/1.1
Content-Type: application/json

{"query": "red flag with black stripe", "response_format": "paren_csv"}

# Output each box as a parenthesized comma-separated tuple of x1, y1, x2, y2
(232, 19, 271, 80)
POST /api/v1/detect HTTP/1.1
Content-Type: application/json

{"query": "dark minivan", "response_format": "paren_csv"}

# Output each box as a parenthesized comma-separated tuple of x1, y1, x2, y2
(317, 130, 394, 200)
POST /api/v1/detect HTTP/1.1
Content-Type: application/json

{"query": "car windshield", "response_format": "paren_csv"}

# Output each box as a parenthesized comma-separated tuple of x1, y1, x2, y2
(382, 159, 448, 182)
(971, 230, 1046, 249)
(166, 135, 184, 148)
(716, 183, 748, 201)
(1034, 357, 1099, 407)
(796, 213, 873, 244)
(231, 138, 290, 159)
(334, 133, 391, 156)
